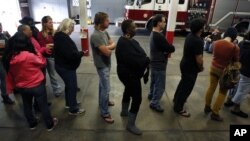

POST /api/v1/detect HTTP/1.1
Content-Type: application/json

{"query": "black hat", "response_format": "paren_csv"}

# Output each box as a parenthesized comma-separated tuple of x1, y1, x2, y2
(19, 16, 35, 26)
(224, 27, 238, 41)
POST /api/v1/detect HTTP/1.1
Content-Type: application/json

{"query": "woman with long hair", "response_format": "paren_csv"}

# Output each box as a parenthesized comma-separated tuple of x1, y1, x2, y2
(37, 16, 62, 97)
(3, 32, 58, 131)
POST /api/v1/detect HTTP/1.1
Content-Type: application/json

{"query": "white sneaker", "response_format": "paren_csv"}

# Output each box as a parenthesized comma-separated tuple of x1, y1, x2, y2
(68, 109, 85, 115)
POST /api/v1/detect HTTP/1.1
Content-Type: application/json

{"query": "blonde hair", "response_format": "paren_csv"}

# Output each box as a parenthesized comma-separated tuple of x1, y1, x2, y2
(41, 16, 55, 38)
(57, 18, 75, 34)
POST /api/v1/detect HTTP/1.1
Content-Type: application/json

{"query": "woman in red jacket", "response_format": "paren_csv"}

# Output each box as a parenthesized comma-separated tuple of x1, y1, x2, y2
(37, 16, 62, 97)
(3, 32, 58, 131)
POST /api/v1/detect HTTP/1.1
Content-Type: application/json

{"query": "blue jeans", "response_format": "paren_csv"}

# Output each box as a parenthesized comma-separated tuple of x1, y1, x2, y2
(46, 58, 62, 94)
(232, 74, 250, 104)
(96, 67, 111, 116)
(228, 83, 239, 99)
(149, 69, 166, 107)
(55, 65, 79, 113)
(0, 61, 6, 96)
(204, 41, 211, 51)
(19, 83, 53, 128)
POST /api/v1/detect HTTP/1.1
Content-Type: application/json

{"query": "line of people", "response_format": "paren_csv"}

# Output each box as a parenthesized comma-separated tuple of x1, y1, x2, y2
(91, 12, 250, 136)
(1, 12, 249, 136)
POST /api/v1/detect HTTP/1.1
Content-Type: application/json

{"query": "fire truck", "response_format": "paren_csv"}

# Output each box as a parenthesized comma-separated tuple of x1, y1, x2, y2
(117, 0, 250, 32)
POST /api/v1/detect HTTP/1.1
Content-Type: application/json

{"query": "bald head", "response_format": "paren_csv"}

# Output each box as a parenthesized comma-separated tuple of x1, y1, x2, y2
(18, 24, 32, 38)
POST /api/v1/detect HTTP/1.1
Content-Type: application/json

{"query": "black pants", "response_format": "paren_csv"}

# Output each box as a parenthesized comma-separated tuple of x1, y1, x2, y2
(118, 74, 142, 114)
(19, 83, 53, 128)
(173, 72, 198, 112)
(55, 65, 78, 113)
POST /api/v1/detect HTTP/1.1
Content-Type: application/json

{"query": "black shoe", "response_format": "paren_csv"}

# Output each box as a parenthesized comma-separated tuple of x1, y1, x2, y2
(2, 95, 15, 105)
(149, 104, 164, 113)
(210, 113, 223, 121)
(54, 93, 61, 98)
(147, 95, 152, 100)
(231, 110, 248, 118)
(224, 100, 234, 107)
(29, 120, 38, 130)
(204, 106, 212, 114)
(77, 88, 81, 92)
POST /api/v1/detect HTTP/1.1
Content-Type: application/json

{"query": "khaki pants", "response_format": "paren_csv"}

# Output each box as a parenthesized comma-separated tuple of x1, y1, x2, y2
(205, 67, 228, 115)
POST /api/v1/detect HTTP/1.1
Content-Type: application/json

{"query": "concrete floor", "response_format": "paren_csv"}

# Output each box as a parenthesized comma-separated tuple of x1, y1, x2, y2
(0, 25, 250, 141)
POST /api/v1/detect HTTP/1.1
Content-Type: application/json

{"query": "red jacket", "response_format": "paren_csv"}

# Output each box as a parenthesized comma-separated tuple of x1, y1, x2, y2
(6, 51, 46, 94)
(30, 37, 51, 56)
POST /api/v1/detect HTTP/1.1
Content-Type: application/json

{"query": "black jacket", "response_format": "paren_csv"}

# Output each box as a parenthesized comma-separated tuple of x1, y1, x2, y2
(54, 32, 83, 70)
(150, 32, 175, 70)
(116, 36, 150, 78)
(239, 40, 250, 77)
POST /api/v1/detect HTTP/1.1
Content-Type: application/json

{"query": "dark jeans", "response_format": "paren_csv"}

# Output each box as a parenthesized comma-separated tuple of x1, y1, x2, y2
(0, 61, 7, 96)
(19, 83, 53, 128)
(55, 65, 78, 113)
(173, 72, 198, 112)
(148, 69, 166, 107)
(118, 74, 142, 114)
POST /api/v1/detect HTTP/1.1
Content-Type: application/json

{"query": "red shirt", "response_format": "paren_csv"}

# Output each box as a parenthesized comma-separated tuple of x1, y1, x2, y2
(6, 51, 46, 94)
(212, 39, 240, 70)
(37, 32, 54, 57)
(37, 32, 54, 46)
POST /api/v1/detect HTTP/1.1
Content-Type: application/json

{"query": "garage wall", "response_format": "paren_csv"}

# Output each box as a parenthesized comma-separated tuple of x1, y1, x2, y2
(29, 0, 69, 23)
(91, 0, 126, 23)
(69, 0, 80, 18)
(69, 0, 126, 23)
(0, 0, 21, 35)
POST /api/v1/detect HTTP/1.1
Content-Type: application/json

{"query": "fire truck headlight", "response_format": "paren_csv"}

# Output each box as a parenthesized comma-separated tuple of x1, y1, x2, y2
(143, 13, 148, 18)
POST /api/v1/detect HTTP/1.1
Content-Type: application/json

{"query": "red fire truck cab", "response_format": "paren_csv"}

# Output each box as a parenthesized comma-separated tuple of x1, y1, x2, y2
(118, 0, 250, 32)
(122, 0, 211, 31)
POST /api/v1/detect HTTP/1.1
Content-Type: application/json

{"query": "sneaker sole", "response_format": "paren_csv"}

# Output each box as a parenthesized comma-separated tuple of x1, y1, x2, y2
(68, 110, 85, 116)
(47, 118, 58, 131)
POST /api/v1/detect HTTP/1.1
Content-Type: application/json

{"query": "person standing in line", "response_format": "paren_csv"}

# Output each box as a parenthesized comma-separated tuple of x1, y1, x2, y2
(54, 18, 85, 115)
(228, 32, 250, 118)
(18, 24, 53, 111)
(37, 16, 63, 97)
(0, 22, 15, 104)
(90, 12, 116, 123)
(19, 17, 39, 40)
(116, 19, 150, 135)
(148, 14, 175, 113)
(3, 32, 58, 131)
(204, 27, 240, 121)
(173, 18, 206, 117)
